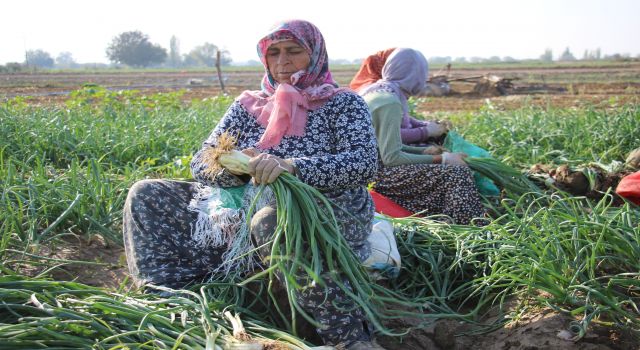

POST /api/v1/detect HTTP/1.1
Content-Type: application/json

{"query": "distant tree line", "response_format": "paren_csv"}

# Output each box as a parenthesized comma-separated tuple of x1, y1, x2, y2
(2, 39, 639, 73)
(537, 47, 635, 62)
(427, 47, 632, 65)
(105, 31, 232, 68)
(0, 30, 233, 72)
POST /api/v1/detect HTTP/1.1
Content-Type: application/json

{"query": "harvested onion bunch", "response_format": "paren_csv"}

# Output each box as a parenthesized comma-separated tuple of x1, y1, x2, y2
(465, 157, 540, 196)
(200, 133, 412, 335)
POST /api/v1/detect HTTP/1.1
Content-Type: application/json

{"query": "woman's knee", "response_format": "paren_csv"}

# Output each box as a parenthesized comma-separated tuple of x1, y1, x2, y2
(250, 206, 277, 253)
(126, 179, 162, 206)
(250, 206, 277, 234)
(128, 179, 159, 195)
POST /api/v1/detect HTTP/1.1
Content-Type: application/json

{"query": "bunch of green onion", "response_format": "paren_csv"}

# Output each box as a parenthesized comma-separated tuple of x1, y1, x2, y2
(200, 133, 424, 336)
(464, 157, 540, 196)
(0, 276, 313, 349)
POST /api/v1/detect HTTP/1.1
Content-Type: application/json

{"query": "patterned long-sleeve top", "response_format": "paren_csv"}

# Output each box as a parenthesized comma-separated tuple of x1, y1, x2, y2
(191, 91, 378, 191)
(190, 91, 378, 260)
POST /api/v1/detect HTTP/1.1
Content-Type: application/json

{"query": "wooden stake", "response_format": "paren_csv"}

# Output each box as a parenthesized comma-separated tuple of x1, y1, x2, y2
(216, 50, 226, 94)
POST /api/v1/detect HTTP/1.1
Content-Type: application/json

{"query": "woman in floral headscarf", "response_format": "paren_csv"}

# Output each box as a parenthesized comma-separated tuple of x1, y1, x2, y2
(123, 20, 385, 349)
(361, 48, 485, 225)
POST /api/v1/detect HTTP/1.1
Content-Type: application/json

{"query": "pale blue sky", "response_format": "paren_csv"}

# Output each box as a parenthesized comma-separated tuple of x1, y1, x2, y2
(1, 0, 638, 65)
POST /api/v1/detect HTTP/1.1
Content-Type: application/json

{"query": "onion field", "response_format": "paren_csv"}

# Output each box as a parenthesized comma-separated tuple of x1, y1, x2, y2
(1, 86, 638, 349)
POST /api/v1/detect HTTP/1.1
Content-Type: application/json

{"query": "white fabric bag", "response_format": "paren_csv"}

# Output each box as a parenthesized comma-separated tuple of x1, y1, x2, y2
(362, 215, 401, 279)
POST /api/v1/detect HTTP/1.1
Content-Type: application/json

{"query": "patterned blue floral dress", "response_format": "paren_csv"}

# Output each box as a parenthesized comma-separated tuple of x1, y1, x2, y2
(123, 91, 378, 346)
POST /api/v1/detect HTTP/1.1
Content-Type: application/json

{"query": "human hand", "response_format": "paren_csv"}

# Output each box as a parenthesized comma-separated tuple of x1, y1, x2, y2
(424, 121, 448, 138)
(442, 152, 468, 166)
(422, 145, 444, 155)
(246, 150, 295, 184)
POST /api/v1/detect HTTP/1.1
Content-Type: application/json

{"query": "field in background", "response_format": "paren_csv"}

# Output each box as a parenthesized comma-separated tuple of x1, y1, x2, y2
(1, 60, 639, 111)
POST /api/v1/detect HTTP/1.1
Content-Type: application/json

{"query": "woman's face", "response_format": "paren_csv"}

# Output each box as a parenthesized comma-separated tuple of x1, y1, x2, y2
(266, 40, 311, 84)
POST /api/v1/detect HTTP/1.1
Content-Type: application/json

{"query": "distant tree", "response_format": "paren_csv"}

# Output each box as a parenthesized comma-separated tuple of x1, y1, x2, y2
(559, 47, 576, 61)
(594, 48, 601, 60)
(502, 56, 517, 62)
(605, 53, 632, 61)
(25, 49, 54, 68)
(4, 62, 24, 73)
(488, 56, 501, 62)
(106, 31, 167, 67)
(581, 48, 603, 61)
(454, 57, 467, 63)
(183, 43, 231, 67)
(605, 53, 623, 61)
(56, 51, 77, 68)
(168, 35, 181, 68)
(539, 48, 553, 62)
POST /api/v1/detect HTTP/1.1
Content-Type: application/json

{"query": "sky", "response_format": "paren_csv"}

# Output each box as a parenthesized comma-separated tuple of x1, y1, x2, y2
(1, 0, 639, 65)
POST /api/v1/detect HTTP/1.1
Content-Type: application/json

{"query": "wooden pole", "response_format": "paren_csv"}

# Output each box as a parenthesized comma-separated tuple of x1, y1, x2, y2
(215, 50, 226, 94)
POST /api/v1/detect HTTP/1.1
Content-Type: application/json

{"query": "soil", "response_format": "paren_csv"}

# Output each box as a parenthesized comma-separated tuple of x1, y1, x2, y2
(11, 235, 131, 291)
(3, 64, 640, 349)
(377, 308, 637, 350)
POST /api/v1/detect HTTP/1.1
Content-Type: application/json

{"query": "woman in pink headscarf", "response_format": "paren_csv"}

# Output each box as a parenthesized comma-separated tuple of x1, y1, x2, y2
(123, 20, 384, 349)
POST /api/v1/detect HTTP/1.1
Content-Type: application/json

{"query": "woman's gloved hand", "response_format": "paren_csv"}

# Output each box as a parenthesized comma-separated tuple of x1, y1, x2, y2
(442, 152, 469, 166)
(422, 145, 444, 155)
(244, 148, 295, 184)
(423, 121, 448, 138)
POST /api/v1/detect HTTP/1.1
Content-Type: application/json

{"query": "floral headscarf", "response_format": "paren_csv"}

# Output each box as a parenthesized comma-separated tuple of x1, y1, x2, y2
(359, 48, 429, 129)
(237, 19, 347, 149)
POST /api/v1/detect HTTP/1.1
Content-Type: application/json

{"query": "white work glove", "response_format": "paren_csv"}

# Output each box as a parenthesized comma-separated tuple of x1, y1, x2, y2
(441, 152, 468, 166)
(423, 121, 448, 138)
(422, 145, 444, 155)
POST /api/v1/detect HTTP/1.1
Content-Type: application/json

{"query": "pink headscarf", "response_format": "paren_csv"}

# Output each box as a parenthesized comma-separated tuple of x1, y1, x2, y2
(237, 19, 347, 149)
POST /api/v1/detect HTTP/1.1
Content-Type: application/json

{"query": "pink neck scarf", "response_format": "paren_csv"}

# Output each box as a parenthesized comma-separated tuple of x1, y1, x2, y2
(236, 20, 348, 149)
